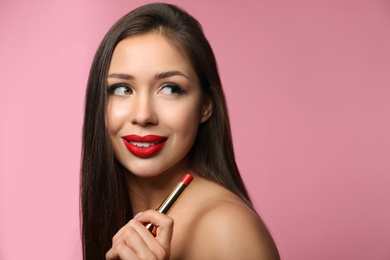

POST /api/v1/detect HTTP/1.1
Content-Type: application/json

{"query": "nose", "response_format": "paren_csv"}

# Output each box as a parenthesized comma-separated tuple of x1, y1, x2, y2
(129, 93, 158, 127)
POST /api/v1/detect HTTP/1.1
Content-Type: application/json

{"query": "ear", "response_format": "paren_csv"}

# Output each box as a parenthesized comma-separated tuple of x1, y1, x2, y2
(200, 97, 213, 123)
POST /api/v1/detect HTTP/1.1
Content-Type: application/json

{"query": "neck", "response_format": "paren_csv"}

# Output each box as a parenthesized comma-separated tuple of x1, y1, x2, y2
(125, 160, 192, 217)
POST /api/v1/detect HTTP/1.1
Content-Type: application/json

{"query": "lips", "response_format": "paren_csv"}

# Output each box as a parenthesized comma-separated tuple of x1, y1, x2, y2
(121, 135, 167, 157)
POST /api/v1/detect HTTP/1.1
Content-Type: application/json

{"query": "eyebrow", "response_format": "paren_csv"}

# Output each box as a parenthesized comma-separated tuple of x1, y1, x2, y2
(107, 73, 134, 80)
(155, 71, 189, 80)
(107, 71, 188, 80)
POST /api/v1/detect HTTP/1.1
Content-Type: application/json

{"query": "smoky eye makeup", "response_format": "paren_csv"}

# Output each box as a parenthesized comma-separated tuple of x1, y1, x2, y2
(107, 84, 133, 95)
(159, 83, 186, 95)
(106, 81, 187, 96)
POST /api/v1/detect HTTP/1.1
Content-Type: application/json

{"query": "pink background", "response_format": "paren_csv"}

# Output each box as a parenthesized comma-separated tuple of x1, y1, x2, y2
(1, 0, 389, 259)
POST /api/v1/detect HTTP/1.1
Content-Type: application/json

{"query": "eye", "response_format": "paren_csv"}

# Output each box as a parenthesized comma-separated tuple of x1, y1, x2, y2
(108, 84, 133, 95)
(159, 83, 186, 95)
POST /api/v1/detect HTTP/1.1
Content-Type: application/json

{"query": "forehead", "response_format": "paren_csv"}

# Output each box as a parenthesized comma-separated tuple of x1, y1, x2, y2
(108, 33, 194, 76)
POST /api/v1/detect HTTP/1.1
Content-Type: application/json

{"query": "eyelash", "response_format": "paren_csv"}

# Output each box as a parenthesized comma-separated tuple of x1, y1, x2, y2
(107, 84, 132, 95)
(160, 83, 186, 95)
(107, 83, 186, 96)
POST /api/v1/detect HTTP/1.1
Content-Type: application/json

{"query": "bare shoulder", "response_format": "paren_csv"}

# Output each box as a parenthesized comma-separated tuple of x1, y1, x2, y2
(180, 179, 280, 260)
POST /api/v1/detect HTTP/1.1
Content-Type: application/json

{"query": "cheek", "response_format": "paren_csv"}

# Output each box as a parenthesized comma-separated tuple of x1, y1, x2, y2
(107, 100, 129, 134)
(161, 99, 202, 136)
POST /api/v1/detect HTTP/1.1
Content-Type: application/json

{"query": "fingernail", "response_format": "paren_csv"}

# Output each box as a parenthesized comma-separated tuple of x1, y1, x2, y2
(133, 212, 143, 219)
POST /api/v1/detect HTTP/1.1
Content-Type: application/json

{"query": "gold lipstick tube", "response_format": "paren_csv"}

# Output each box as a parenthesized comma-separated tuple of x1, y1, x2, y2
(145, 174, 193, 235)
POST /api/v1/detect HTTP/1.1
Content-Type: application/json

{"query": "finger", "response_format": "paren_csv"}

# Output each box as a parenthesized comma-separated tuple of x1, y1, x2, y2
(106, 241, 138, 260)
(112, 219, 141, 246)
(112, 221, 129, 244)
(112, 222, 156, 259)
(112, 213, 143, 244)
(136, 210, 174, 250)
(129, 218, 169, 259)
(110, 211, 173, 259)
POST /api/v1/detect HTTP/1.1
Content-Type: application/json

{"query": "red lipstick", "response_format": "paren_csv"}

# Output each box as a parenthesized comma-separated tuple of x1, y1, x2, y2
(122, 135, 167, 157)
(145, 174, 193, 235)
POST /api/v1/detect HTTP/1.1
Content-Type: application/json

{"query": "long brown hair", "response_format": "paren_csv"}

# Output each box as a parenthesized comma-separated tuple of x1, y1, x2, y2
(81, 3, 251, 259)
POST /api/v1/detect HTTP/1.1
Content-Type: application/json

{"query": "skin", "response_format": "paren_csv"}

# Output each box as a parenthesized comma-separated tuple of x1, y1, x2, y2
(105, 33, 279, 260)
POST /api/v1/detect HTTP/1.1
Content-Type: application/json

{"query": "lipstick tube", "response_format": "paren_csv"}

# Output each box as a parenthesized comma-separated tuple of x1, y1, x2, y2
(145, 174, 193, 235)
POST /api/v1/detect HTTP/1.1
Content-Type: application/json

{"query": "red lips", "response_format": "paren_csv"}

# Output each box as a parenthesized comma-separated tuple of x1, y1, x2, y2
(122, 135, 167, 157)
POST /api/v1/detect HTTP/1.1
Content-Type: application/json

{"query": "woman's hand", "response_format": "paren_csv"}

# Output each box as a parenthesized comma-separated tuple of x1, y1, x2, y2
(106, 210, 174, 260)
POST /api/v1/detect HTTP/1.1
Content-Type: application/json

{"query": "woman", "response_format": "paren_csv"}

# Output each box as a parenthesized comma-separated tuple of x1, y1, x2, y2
(81, 3, 279, 259)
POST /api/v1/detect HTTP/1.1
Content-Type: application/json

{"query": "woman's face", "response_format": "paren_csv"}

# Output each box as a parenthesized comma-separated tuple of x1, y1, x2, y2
(107, 33, 211, 178)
